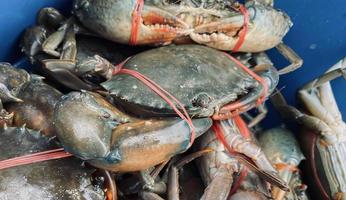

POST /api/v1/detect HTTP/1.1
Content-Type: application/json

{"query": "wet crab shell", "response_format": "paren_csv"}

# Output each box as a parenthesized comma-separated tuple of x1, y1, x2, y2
(0, 127, 109, 200)
(102, 44, 267, 118)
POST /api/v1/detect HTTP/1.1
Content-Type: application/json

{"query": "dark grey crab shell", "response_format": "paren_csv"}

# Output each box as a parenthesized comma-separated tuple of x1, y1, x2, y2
(102, 45, 259, 118)
(0, 127, 106, 200)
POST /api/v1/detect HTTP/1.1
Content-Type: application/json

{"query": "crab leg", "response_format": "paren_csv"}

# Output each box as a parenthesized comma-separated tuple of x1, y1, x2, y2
(41, 20, 70, 57)
(298, 62, 346, 136)
(271, 91, 336, 140)
(140, 169, 167, 194)
(275, 43, 303, 75)
(41, 23, 97, 90)
(302, 57, 346, 121)
(219, 119, 277, 175)
(200, 164, 234, 200)
(60, 25, 77, 61)
(247, 104, 268, 128)
(166, 149, 213, 200)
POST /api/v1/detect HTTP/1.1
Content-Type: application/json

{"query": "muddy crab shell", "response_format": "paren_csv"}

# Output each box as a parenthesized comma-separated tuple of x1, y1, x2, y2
(0, 127, 107, 200)
(102, 45, 258, 118)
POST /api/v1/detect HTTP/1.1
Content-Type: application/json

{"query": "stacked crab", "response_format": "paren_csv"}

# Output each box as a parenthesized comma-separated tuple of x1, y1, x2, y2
(4, 0, 345, 200)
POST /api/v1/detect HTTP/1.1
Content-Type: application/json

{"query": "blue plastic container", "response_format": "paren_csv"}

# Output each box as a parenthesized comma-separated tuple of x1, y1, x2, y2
(0, 0, 345, 127)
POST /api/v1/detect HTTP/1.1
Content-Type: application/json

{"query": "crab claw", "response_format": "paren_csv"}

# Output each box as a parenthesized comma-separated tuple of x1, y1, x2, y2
(73, 0, 191, 45)
(0, 83, 23, 103)
(138, 5, 191, 45)
(190, 2, 292, 52)
(54, 91, 212, 172)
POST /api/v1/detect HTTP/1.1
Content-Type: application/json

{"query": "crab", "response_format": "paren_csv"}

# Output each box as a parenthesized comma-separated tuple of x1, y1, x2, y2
(0, 63, 62, 136)
(258, 127, 309, 200)
(72, 0, 289, 52)
(97, 45, 279, 121)
(21, 7, 144, 91)
(0, 126, 116, 200)
(272, 57, 346, 200)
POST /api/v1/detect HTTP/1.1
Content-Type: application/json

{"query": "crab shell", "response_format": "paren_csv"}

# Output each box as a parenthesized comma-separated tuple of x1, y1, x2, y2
(258, 127, 309, 200)
(53, 91, 212, 172)
(102, 44, 279, 118)
(0, 127, 110, 200)
(5, 78, 62, 136)
(258, 127, 305, 168)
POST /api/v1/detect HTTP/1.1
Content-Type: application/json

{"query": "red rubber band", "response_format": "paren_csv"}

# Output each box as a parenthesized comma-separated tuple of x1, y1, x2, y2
(232, 5, 249, 52)
(0, 148, 72, 170)
(113, 62, 196, 146)
(129, 0, 144, 45)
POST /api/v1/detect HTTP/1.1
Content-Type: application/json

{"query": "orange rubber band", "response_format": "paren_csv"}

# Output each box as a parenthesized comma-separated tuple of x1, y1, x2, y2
(232, 4, 249, 52)
(129, 0, 144, 45)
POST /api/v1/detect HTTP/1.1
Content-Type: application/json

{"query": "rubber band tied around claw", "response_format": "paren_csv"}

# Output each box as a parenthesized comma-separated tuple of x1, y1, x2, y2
(112, 60, 196, 146)
(231, 4, 249, 52)
(129, 0, 144, 45)
(212, 53, 269, 120)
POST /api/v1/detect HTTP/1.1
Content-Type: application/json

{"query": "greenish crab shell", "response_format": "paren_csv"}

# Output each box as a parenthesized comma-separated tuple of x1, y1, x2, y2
(0, 127, 107, 200)
(102, 44, 279, 118)
(258, 127, 305, 166)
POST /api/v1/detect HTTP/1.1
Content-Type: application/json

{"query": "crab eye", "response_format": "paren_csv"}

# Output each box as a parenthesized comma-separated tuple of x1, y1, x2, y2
(101, 111, 111, 119)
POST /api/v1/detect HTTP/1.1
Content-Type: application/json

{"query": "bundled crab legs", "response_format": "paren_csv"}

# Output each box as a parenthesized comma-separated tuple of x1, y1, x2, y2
(272, 57, 346, 200)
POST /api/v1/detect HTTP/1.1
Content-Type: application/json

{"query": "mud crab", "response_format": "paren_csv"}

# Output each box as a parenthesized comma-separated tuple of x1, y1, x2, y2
(272, 57, 346, 200)
(258, 127, 309, 200)
(73, 0, 290, 52)
(0, 63, 62, 135)
(0, 126, 115, 200)
(98, 45, 279, 120)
